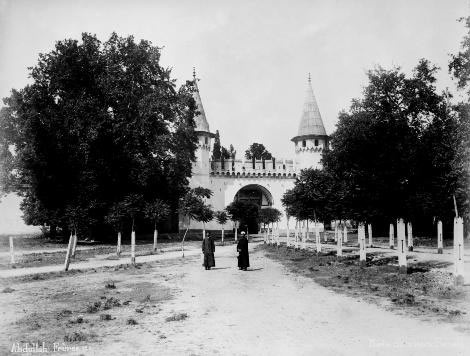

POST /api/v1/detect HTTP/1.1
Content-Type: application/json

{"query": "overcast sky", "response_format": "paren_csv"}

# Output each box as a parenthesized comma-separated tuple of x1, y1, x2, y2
(0, 0, 468, 231)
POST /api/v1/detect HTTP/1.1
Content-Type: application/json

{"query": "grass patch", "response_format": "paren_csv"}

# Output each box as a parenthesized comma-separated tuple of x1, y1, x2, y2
(165, 312, 188, 322)
(64, 331, 89, 342)
(262, 244, 469, 325)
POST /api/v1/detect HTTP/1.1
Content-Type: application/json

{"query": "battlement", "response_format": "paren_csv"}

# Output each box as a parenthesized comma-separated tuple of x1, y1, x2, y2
(210, 159, 297, 178)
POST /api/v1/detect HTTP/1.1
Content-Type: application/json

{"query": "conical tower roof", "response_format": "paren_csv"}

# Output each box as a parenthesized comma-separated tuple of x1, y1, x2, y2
(192, 69, 211, 133)
(292, 75, 327, 141)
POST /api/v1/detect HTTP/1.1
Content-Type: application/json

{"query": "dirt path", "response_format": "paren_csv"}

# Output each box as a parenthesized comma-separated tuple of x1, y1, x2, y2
(93, 246, 468, 356)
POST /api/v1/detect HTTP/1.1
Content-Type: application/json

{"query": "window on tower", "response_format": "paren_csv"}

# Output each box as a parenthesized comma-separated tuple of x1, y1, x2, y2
(314, 139, 319, 146)
(205, 136, 208, 145)
(302, 140, 306, 147)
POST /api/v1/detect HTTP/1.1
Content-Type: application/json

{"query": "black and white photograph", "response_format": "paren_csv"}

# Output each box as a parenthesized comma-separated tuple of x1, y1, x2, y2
(0, 0, 469, 355)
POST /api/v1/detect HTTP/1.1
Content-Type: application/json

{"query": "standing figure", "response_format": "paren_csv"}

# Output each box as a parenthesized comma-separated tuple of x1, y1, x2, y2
(237, 231, 250, 271)
(202, 233, 215, 270)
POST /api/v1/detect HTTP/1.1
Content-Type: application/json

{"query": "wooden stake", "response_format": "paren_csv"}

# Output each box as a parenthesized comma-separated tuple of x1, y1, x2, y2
(276, 222, 280, 247)
(315, 221, 321, 253)
(397, 219, 407, 273)
(71, 230, 77, 257)
(116, 231, 121, 256)
(9, 236, 15, 265)
(454, 217, 464, 285)
(286, 219, 290, 247)
(367, 224, 373, 247)
(131, 230, 136, 265)
(64, 233, 74, 271)
(359, 223, 366, 262)
(407, 222, 413, 252)
(437, 221, 443, 254)
(343, 224, 348, 243)
(337, 228, 343, 256)
(389, 223, 395, 249)
(153, 229, 158, 253)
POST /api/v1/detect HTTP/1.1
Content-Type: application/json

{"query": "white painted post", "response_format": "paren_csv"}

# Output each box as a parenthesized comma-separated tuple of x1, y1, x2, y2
(337, 228, 343, 256)
(454, 217, 464, 285)
(367, 224, 373, 247)
(437, 221, 443, 254)
(343, 224, 348, 243)
(334, 221, 338, 242)
(302, 221, 307, 250)
(9, 236, 15, 265)
(116, 231, 121, 256)
(315, 221, 321, 253)
(397, 219, 407, 273)
(131, 230, 136, 265)
(153, 229, 158, 253)
(71, 230, 78, 257)
(221, 227, 225, 245)
(286, 219, 290, 247)
(389, 223, 395, 249)
(359, 223, 366, 262)
(276, 222, 280, 247)
(64, 233, 74, 271)
(234, 221, 238, 242)
(407, 222, 413, 252)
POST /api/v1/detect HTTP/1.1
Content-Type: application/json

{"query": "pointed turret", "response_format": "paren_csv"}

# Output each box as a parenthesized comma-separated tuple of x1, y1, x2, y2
(291, 74, 329, 170)
(292, 74, 327, 141)
(192, 68, 211, 134)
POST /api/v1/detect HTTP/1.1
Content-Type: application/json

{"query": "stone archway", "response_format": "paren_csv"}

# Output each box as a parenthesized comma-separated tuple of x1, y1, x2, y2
(233, 184, 273, 233)
(233, 184, 273, 207)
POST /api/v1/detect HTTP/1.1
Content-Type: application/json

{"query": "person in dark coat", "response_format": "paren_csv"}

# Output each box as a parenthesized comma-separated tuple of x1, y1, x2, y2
(237, 231, 250, 271)
(202, 233, 215, 270)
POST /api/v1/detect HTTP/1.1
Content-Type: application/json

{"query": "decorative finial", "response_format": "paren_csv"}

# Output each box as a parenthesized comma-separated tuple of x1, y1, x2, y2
(308, 73, 311, 83)
(193, 67, 196, 80)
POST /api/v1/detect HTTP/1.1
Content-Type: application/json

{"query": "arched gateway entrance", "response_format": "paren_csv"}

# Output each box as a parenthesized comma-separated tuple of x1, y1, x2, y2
(233, 184, 273, 233)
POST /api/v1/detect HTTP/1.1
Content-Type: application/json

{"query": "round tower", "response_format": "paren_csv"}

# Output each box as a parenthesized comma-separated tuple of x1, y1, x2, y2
(191, 68, 215, 185)
(291, 74, 328, 171)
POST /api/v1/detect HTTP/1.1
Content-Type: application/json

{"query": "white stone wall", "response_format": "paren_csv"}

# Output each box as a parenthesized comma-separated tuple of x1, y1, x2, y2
(185, 175, 296, 231)
(294, 138, 325, 170)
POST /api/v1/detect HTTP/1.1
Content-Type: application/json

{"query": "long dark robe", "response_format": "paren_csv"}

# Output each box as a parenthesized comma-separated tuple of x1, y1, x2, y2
(202, 237, 215, 268)
(237, 237, 250, 268)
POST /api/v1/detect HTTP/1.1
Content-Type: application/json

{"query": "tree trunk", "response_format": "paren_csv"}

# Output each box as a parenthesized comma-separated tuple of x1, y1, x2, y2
(116, 231, 121, 256)
(397, 219, 407, 273)
(181, 219, 190, 257)
(153, 228, 158, 253)
(407, 222, 413, 251)
(131, 226, 136, 265)
(437, 220, 443, 254)
(50, 224, 57, 239)
(454, 217, 464, 285)
(286, 219, 290, 247)
(71, 229, 78, 257)
(64, 233, 74, 271)
(9, 236, 15, 264)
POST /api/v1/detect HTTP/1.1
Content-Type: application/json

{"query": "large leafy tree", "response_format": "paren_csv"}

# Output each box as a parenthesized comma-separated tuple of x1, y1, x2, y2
(244, 143, 272, 160)
(178, 187, 213, 256)
(449, 16, 470, 96)
(0, 32, 198, 239)
(321, 60, 467, 233)
(282, 168, 333, 223)
(449, 14, 470, 236)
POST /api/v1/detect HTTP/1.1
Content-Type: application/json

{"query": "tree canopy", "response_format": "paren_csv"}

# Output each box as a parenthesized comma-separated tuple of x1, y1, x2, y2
(244, 143, 272, 160)
(284, 59, 469, 234)
(0, 32, 199, 239)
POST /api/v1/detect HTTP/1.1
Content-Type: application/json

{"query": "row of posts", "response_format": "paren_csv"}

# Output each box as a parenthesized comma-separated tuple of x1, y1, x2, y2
(266, 217, 465, 285)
